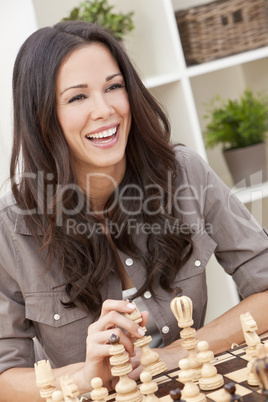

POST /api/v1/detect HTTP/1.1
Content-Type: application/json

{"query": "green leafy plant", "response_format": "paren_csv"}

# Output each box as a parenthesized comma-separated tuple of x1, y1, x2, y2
(203, 89, 268, 150)
(62, 0, 134, 40)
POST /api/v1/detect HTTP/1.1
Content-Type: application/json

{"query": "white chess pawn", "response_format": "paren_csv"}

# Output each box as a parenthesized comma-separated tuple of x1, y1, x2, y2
(197, 340, 224, 391)
(90, 377, 109, 401)
(52, 390, 65, 401)
(178, 358, 206, 402)
(213, 387, 231, 402)
(140, 371, 159, 401)
(215, 382, 242, 402)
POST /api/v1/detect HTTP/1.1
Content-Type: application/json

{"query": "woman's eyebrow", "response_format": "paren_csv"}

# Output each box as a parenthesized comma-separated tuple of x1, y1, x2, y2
(106, 73, 123, 82)
(60, 84, 88, 95)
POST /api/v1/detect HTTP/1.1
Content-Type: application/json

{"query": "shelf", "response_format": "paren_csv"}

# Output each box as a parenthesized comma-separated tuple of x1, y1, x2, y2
(231, 181, 268, 204)
(186, 46, 268, 78)
(143, 72, 181, 89)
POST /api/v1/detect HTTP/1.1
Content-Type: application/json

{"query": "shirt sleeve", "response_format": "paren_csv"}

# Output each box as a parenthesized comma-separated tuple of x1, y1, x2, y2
(179, 146, 268, 299)
(0, 213, 36, 374)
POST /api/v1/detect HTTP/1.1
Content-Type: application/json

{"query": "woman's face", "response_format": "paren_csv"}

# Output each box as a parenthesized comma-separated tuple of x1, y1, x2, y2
(56, 43, 131, 180)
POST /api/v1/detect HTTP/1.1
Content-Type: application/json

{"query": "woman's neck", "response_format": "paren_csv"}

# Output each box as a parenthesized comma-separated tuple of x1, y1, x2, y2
(77, 158, 126, 213)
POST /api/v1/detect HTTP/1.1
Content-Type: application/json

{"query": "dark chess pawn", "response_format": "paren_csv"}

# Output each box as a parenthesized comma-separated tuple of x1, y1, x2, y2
(169, 388, 185, 401)
(225, 382, 243, 402)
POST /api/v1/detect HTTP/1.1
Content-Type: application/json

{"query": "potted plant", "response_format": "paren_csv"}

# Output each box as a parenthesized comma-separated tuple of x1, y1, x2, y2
(203, 89, 268, 187)
(62, 0, 134, 40)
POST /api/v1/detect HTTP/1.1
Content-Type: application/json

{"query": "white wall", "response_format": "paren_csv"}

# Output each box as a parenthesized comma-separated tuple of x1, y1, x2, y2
(0, 0, 37, 195)
(32, 0, 79, 27)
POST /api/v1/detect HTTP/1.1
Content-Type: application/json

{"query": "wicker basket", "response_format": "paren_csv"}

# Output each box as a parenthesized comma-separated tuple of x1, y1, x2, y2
(175, 0, 268, 66)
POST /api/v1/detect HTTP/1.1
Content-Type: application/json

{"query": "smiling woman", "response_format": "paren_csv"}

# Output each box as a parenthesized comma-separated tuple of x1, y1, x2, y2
(0, 20, 268, 402)
(56, 43, 131, 186)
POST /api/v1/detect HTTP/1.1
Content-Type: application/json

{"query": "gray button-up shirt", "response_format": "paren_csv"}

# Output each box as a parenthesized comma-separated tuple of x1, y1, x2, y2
(0, 146, 268, 373)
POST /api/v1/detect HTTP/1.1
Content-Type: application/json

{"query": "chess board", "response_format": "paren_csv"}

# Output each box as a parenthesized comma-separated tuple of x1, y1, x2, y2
(92, 336, 268, 401)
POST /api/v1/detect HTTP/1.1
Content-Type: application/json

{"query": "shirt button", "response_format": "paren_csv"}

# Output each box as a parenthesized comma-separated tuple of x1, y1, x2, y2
(54, 313, 60, 321)
(125, 258, 133, 267)
(195, 259, 201, 267)
(162, 326, 170, 334)
(144, 291, 152, 299)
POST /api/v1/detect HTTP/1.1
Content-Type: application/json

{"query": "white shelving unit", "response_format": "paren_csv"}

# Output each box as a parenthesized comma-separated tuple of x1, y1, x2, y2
(32, 0, 267, 322)
(113, 0, 268, 193)
(232, 181, 268, 204)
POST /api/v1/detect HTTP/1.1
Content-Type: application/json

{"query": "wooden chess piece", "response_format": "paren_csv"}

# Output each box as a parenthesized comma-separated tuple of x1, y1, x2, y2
(224, 382, 242, 402)
(213, 385, 231, 402)
(60, 374, 80, 401)
(170, 295, 202, 380)
(124, 300, 167, 376)
(52, 390, 65, 401)
(178, 358, 206, 401)
(90, 377, 109, 401)
(35, 360, 56, 401)
(140, 371, 159, 401)
(253, 343, 268, 398)
(240, 312, 261, 386)
(109, 333, 143, 402)
(169, 388, 185, 401)
(213, 382, 242, 402)
(197, 340, 224, 391)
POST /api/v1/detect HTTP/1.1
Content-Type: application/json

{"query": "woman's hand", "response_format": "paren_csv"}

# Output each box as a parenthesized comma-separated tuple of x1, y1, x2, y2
(78, 299, 148, 391)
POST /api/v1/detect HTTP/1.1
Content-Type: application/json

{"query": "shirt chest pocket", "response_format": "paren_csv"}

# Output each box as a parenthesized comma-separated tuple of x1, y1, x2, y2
(175, 229, 217, 282)
(25, 291, 90, 358)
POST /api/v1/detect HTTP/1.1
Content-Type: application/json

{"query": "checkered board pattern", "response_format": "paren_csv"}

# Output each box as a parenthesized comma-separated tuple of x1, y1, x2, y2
(97, 336, 268, 402)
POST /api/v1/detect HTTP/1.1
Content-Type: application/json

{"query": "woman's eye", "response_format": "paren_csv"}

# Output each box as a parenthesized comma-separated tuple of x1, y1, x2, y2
(68, 94, 87, 103)
(106, 83, 125, 92)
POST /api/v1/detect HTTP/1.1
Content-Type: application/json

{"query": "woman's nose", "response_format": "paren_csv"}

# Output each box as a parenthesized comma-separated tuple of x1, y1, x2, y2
(90, 93, 114, 120)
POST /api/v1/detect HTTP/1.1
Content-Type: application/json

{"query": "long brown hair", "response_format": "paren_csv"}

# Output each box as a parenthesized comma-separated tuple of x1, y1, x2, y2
(10, 21, 193, 315)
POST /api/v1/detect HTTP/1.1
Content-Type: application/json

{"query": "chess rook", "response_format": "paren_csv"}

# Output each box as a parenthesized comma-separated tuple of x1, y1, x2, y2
(35, 360, 56, 401)
(60, 374, 80, 401)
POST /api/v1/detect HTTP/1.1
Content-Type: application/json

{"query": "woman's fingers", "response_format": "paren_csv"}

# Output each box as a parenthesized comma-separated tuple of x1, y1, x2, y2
(86, 299, 149, 360)
(99, 299, 137, 318)
(140, 310, 149, 327)
(90, 304, 146, 339)
(86, 326, 135, 357)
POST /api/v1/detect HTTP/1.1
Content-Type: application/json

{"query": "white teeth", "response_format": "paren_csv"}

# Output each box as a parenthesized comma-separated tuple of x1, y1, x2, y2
(86, 126, 117, 139)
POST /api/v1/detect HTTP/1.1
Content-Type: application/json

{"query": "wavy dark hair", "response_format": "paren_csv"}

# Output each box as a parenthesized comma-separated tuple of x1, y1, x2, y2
(10, 21, 193, 315)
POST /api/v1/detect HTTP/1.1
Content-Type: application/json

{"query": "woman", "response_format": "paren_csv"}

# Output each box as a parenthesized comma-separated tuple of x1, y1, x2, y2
(0, 21, 268, 400)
